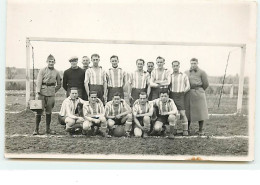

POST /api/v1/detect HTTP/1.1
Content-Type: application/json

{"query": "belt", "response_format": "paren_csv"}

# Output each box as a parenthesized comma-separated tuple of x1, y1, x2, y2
(42, 82, 55, 86)
(190, 86, 202, 90)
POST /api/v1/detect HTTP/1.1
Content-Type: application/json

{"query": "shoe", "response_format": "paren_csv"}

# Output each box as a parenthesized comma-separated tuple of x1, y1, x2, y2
(143, 132, 148, 138)
(183, 130, 189, 136)
(168, 134, 175, 139)
(149, 130, 157, 136)
(46, 129, 56, 135)
(197, 131, 204, 136)
(33, 130, 39, 135)
(161, 130, 167, 137)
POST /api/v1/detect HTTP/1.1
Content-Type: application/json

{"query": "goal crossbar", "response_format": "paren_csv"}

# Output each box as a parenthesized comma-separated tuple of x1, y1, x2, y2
(25, 37, 247, 114)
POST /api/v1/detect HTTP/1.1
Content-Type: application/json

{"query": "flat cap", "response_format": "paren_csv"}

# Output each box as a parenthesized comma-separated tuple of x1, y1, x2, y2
(69, 56, 78, 62)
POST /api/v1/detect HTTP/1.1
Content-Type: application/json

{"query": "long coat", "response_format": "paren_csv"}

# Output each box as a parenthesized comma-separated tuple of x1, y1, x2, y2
(184, 68, 209, 122)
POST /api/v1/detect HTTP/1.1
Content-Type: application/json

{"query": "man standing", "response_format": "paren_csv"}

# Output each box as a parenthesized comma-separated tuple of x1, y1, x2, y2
(63, 56, 86, 99)
(105, 92, 132, 136)
(169, 61, 190, 136)
(106, 55, 127, 101)
(185, 58, 209, 135)
(132, 92, 153, 138)
(128, 59, 150, 106)
(33, 54, 62, 135)
(149, 56, 171, 100)
(59, 87, 86, 135)
(82, 91, 109, 137)
(147, 61, 154, 76)
(81, 56, 91, 100)
(82, 56, 90, 71)
(152, 89, 178, 139)
(84, 54, 107, 103)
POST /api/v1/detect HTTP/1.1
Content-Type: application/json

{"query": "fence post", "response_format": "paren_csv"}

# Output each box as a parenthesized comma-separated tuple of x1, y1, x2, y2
(26, 38, 30, 108)
(237, 46, 246, 114)
(229, 85, 234, 98)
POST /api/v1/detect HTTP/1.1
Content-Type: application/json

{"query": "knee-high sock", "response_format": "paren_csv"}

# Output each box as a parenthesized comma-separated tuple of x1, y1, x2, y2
(35, 114, 41, 132)
(46, 114, 52, 132)
(199, 120, 204, 132)
(188, 121, 191, 130)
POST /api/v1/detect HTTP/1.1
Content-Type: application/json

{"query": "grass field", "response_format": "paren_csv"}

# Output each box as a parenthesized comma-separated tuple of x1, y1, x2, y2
(4, 90, 249, 159)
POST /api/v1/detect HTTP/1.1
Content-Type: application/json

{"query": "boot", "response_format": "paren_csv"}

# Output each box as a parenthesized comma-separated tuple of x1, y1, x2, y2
(99, 127, 111, 138)
(33, 114, 41, 135)
(46, 114, 56, 135)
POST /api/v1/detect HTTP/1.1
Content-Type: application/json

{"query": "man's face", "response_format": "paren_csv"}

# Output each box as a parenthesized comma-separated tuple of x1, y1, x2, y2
(89, 93, 97, 104)
(70, 89, 79, 100)
(110, 57, 119, 68)
(147, 63, 154, 72)
(91, 56, 100, 67)
(82, 57, 90, 68)
(139, 94, 147, 105)
(156, 58, 165, 69)
(190, 60, 198, 70)
(70, 60, 78, 68)
(113, 96, 121, 105)
(160, 93, 169, 103)
(136, 60, 144, 71)
(172, 62, 180, 73)
(47, 59, 55, 68)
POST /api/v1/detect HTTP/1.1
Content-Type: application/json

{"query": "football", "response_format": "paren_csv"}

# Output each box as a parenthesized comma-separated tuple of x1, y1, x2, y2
(113, 126, 126, 137)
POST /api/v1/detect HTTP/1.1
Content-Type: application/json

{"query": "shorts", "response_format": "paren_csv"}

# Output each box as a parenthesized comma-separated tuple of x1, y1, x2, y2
(156, 115, 169, 125)
(112, 118, 125, 125)
(107, 87, 124, 101)
(135, 116, 144, 127)
(169, 92, 185, 110)
(58, 115, 66, 125)
(37, 95, 55, 114)
(130, 88, 146, 106)
(89, 84, 104, 103)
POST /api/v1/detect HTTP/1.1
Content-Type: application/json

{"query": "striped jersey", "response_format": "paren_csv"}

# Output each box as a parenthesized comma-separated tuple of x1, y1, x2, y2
(169, 72, 190, 93)
(85, 67, 106, 85)
(59, 97, 86, 119)
(105, 99, 131, 117)
(106, 67, 126, 87)
(83, 98, 104, 117)
(132, 100, 153, 115)
(153, 98, 177, 115)
(150, 68, 170, 88)
(129, 70, 150, 89)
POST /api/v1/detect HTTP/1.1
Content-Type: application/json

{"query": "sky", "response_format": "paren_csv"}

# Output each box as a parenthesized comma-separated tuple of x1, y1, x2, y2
(5, 0, 257, 76)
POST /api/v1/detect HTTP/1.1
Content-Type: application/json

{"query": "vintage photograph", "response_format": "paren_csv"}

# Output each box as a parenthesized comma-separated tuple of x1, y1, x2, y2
(4, 0, 257, 161)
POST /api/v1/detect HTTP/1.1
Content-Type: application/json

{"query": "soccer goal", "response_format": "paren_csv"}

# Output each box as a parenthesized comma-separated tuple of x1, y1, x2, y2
(25, 37, 246, 114)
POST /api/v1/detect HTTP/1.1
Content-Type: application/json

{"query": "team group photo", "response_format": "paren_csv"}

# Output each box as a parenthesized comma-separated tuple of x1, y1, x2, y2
(33, 54, 208, 140)
(4, 1, 256, 161)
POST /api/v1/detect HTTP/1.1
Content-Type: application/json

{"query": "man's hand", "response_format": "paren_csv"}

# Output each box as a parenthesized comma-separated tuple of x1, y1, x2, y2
(115, 115, 121, 119)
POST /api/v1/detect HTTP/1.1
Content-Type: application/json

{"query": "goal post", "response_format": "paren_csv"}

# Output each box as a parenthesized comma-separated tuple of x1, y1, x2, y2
(25, 37, 247, 114)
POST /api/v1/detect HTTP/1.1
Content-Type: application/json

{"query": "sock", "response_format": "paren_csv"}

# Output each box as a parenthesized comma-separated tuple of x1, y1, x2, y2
(35, 114, 41, 132)
(46, 114, 51, 133)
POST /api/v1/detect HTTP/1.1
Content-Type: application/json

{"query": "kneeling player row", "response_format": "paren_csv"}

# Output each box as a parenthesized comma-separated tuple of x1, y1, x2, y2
(58, 87, 188, 138)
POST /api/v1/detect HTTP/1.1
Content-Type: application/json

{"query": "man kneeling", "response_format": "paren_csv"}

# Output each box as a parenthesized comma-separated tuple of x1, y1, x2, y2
(105, 92, 132, 137)
(152, 89, 178, 139)
(132, 92, 153, 138)
(59, 87, 85, 135)
(82, 91, 109, 137)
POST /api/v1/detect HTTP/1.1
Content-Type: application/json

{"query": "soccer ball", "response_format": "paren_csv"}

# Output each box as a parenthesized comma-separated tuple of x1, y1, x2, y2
(113, 126, 126, 137)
